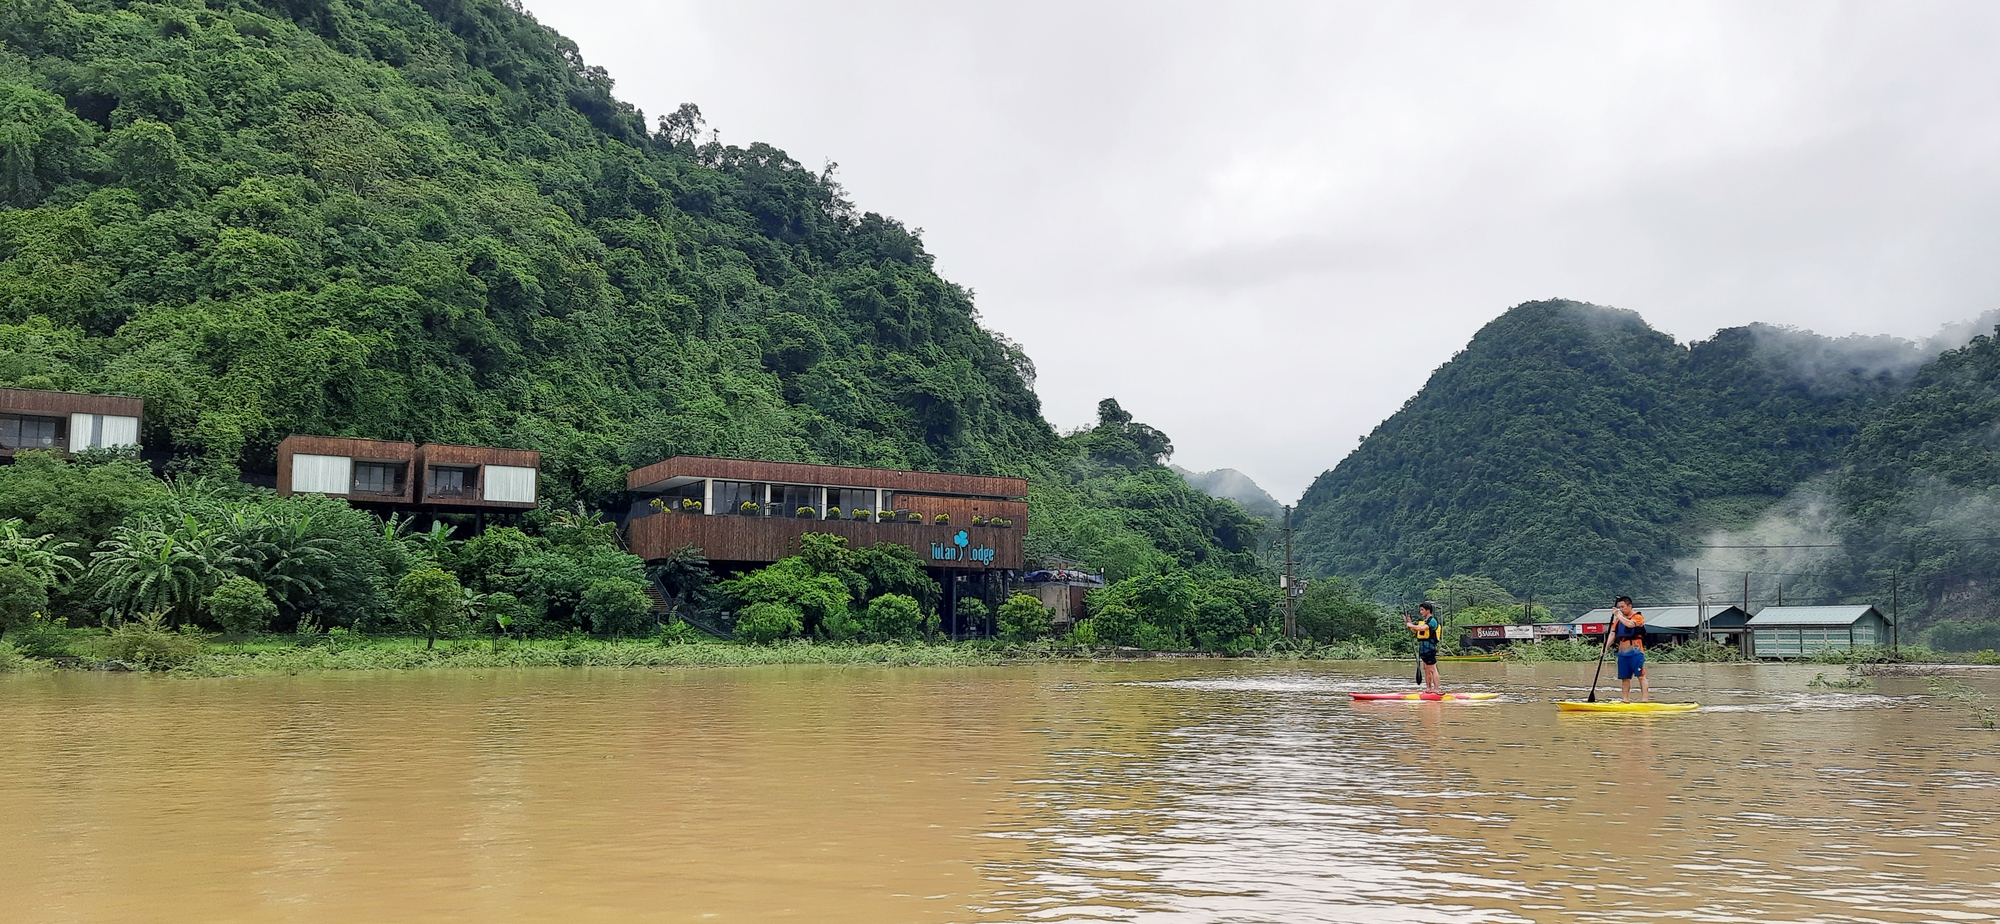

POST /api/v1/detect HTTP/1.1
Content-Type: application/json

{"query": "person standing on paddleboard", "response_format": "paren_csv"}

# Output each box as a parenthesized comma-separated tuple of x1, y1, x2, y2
(1404, 602, 1443, 694)
(1612, 595, 1649, 702)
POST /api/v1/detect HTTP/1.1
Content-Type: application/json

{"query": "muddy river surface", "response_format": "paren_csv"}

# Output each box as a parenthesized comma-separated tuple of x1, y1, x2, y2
(4, 661, 1998, 922)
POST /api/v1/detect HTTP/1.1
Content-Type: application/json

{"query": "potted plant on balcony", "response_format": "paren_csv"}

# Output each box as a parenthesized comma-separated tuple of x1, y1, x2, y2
(679, 498, 702, 513)
(797, 506, 818, 519)
(738, 501, 761, 516)
(827, 507, 843, 520)
(904, 510, 922, 524)
(971, 515, 986, 527)
(852, 509, 873, 522)
(650, 498, 668, 514)
(934, 513, 949, 525)
(995, 518, 1013, 528)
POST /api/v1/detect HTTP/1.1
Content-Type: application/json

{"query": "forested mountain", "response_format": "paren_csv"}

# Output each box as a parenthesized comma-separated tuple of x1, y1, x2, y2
(1817, 330, 2000, 647)
(0, 0, 1051, 501)
(0, 0, 1258, 600)
(1293, 300, 1924, 605)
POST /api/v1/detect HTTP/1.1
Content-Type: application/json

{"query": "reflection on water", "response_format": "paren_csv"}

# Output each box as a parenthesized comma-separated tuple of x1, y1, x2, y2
(3, 663, 1996, 923)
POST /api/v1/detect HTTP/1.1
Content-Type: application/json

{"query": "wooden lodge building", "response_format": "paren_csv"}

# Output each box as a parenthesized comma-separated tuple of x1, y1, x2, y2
(626, 456, 1029, 635)
(0, 387, 143, 458)
(276, 435, 540, 514)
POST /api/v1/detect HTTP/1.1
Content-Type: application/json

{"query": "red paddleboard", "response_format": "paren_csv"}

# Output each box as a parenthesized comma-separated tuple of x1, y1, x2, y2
(1349, 692, 1501, 701)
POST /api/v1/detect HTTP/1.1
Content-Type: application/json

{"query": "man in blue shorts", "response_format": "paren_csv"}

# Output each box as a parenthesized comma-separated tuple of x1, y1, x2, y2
(1611, 595, 1649, 702)
(1403, 601, 1442, 694)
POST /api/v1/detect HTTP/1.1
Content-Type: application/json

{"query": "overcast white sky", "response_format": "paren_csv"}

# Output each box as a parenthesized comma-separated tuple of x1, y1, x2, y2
(524, 0, 2000, 502)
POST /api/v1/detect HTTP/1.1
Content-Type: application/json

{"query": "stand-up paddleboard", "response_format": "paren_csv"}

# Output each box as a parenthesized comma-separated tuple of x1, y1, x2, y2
(1440, 654, 1504, 663)
(1556, 701, 1698, 713)
(1350, 692, 1501, 701)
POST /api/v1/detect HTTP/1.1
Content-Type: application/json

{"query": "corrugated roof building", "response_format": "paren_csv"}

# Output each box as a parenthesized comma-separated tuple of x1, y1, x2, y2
(1746, 605, 1891, 659)
(1570, 605, 1750, 648)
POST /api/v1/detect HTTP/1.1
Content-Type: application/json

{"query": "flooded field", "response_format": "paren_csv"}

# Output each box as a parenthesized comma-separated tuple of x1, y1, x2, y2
(3, 661, 1997, 923)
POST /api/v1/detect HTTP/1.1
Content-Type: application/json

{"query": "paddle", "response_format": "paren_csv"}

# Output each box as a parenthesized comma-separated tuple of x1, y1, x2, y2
(1585, 614, 1616, 703)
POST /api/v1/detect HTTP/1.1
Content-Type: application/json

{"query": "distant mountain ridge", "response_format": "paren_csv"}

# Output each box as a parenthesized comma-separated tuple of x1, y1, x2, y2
(1292, 299, 1934, 604)
(1172, 465, 1283, 519)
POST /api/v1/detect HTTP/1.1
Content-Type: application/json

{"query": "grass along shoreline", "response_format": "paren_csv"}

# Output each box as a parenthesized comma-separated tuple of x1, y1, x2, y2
(4, 628, 1994, 678)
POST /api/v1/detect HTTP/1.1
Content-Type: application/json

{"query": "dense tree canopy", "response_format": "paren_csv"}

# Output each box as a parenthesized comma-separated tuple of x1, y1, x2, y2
(1294, 300, 1920, 604)
(0, 0, 1055, 499)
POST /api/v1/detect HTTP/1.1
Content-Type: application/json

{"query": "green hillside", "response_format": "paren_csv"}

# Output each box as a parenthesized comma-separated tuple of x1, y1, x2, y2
(1823, 329, 2000, 647)
(0, 0, 1052, 501)
(0, 0, 1264, 635)
(1292, 300, 1918, 604)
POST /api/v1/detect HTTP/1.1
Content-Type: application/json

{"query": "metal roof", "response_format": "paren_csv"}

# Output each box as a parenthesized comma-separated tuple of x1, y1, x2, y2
(1571, 605, 1746, 631)
(1746, 605, 1885, 626)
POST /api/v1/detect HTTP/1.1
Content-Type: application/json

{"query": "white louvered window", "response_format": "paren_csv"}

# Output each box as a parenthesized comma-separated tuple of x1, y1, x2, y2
(483, 465, 537, 503)
(68, 414, 140, 450)
(292, 454, 353, 495)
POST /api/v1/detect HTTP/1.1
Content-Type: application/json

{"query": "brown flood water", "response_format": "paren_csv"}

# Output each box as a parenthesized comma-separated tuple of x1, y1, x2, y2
(3, 661, 1997, 923)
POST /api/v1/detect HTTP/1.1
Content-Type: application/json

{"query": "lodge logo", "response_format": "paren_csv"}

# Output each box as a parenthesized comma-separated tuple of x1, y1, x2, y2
(931, 529, 995, 564)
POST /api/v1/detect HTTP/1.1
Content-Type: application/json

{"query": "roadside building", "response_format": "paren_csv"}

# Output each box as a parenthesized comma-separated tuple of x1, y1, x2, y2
(625, 456, 1027, 637)
(1022, 568, 1105, 627)
(0, 387, 143, 458)
(1570, 604, 1751, 649)
(1747, 605, 1893, 659)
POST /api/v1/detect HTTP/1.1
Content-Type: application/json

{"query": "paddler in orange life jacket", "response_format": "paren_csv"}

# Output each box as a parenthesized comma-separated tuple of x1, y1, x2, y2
(1612, 595, 1649, 703)
(1403, 601, 1443, 694)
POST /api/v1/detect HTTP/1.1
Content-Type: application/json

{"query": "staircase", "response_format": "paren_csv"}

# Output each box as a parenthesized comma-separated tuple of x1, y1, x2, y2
(647, 580, 733, 639)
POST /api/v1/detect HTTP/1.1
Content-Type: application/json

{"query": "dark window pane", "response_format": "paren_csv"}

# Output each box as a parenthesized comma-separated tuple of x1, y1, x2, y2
(427, 466, 473, 497)
(353, 462, 403, 495)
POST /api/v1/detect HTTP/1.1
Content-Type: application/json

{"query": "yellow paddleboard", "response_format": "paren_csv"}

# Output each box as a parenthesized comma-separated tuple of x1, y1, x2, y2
(1556, 701, 1698, 713)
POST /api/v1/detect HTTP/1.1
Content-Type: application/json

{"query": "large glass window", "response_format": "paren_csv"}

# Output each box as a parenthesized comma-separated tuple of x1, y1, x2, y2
(714, 481, 768, 516)
(427, 466, 476, 498)
(772, 484, 821, 519)
(829, 487, 877, 519)
(0, 414, 63, 450)
(352, 462, 405, 495)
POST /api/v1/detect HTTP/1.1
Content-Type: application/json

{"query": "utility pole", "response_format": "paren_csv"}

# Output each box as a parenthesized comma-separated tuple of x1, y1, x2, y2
(1281, 505, 1297, 638)
(1892, 568, 1899, 657)
(1742, 573, 1750, 617)
(1695, 568, 1705, 642)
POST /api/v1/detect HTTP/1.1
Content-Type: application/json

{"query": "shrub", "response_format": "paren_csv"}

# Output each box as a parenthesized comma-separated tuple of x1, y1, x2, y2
(860, 593, 925, 641)
(1503, 638, 1605, 662)
(0, 639, 32, 673)
(207, 576, 277, 637)
(1652, 639, 1742, 663)
(0, 563, 49, 637)
(999, 593, 1053, 642)
(735, 601, 803, 643)
(659, 620, 704, 645)
(96, 612, 205, 668)
(10, 612, 74, 657)
(395, 566, 466, 650)
(580, 579, 653, 638)
(1066, 620, 1099, 647)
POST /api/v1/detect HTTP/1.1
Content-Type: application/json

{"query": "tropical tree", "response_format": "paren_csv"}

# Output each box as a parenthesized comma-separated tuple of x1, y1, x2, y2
(206, 576, 276, 638)
(998, 593, 1053, 642)
(90, 519, 243, 618)
(0, 517, 83, 587)
(0, 563, 50, 637)
(394, 566, 466, 650)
